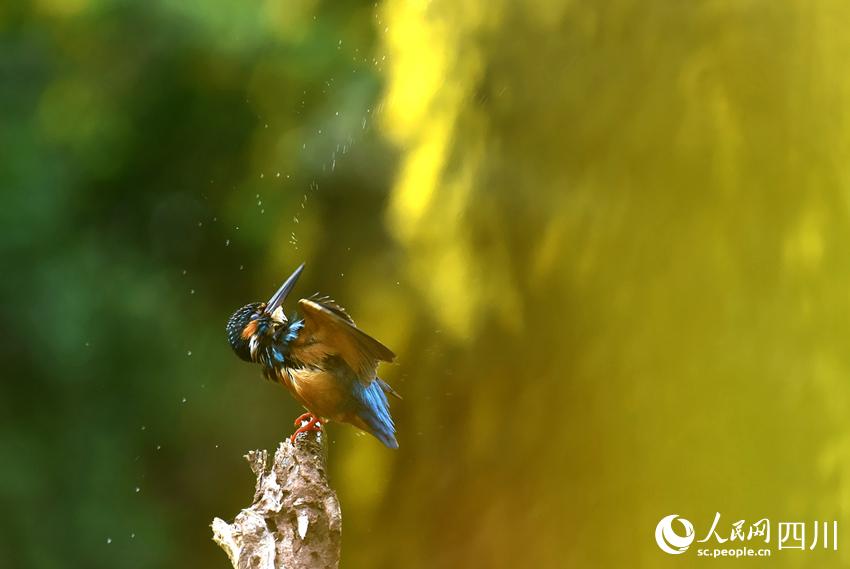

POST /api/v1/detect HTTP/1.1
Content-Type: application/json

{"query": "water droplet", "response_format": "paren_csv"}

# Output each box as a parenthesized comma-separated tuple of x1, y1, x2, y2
(140, 425, 146, 431)
(130, 533, 136, 539)
(135, 487, 140, 493)
(181, 397, 187, 404)
(189, 289, 195, 295)
(107, 537, 112, 544)
(255, 193, 260, 199)
(225, 239, 230, 247)
(239, 265, 244, 271)
(181, 269, 187, 275)
(276, 172, 281, 178)
(197, 221, 203, 227)
(187, 350, 192, 356)
(156, 444, 161, 450)
(261, 209, 265, 214)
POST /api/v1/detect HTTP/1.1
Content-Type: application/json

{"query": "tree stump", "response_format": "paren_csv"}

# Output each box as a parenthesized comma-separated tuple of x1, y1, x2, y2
(212, 431, 342, 569)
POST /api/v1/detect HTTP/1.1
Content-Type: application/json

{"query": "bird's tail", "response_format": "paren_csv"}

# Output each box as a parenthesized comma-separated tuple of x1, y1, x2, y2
(354, 379, 399, 449)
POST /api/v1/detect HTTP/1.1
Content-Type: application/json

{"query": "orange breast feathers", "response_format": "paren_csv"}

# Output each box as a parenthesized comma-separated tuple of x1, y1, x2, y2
(287, 368, 350, 422)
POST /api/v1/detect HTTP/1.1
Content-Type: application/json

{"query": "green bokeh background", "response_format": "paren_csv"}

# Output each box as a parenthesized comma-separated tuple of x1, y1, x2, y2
(3, 0, 850, 567)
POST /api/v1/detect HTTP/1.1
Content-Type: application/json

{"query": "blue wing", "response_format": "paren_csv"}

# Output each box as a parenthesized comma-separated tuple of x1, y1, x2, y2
(352, 379, 399, 448)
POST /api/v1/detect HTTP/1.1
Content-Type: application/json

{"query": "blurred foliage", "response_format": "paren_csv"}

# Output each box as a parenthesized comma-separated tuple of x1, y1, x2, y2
(3, 0, 850, 568)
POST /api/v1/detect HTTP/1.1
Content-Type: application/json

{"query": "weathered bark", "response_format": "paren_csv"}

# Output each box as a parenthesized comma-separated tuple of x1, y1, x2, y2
(212, 431, 342, 569)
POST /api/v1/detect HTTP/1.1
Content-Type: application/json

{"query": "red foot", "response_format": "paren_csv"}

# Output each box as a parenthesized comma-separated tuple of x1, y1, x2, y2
(293, 412, 315, 427)
(290, 413, 323, 444)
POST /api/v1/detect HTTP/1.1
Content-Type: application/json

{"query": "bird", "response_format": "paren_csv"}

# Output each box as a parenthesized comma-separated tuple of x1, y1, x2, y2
(225, 263, 400, 448)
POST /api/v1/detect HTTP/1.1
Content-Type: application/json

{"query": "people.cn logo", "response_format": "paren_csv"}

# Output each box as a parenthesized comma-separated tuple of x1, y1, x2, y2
(655, 514, 696, 555)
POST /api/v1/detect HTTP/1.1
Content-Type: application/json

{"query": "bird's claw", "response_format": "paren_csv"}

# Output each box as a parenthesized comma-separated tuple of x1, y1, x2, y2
(290, 413, 323, 444)
(293, 412, 316, 427)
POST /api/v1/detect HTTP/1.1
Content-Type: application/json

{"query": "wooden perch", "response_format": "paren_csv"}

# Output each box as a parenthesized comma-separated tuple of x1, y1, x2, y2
(212, 432, 342, 569)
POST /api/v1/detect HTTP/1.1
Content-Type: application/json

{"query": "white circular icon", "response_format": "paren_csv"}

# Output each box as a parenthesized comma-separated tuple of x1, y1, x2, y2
(655, 514, 695, 555)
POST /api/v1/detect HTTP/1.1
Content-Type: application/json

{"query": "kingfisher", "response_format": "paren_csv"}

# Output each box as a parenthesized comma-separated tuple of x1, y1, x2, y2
(225, 264, 400, 448)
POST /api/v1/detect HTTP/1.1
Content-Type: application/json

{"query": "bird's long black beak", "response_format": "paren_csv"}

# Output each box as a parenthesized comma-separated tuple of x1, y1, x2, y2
(265, 263, 305, 314)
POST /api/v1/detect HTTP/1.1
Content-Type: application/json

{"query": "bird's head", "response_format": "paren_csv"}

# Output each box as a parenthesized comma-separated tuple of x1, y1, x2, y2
(226, 263, 304, 362)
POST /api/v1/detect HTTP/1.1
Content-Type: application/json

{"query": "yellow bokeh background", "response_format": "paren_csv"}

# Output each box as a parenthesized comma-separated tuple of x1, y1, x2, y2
(361, 0, 850, 566)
